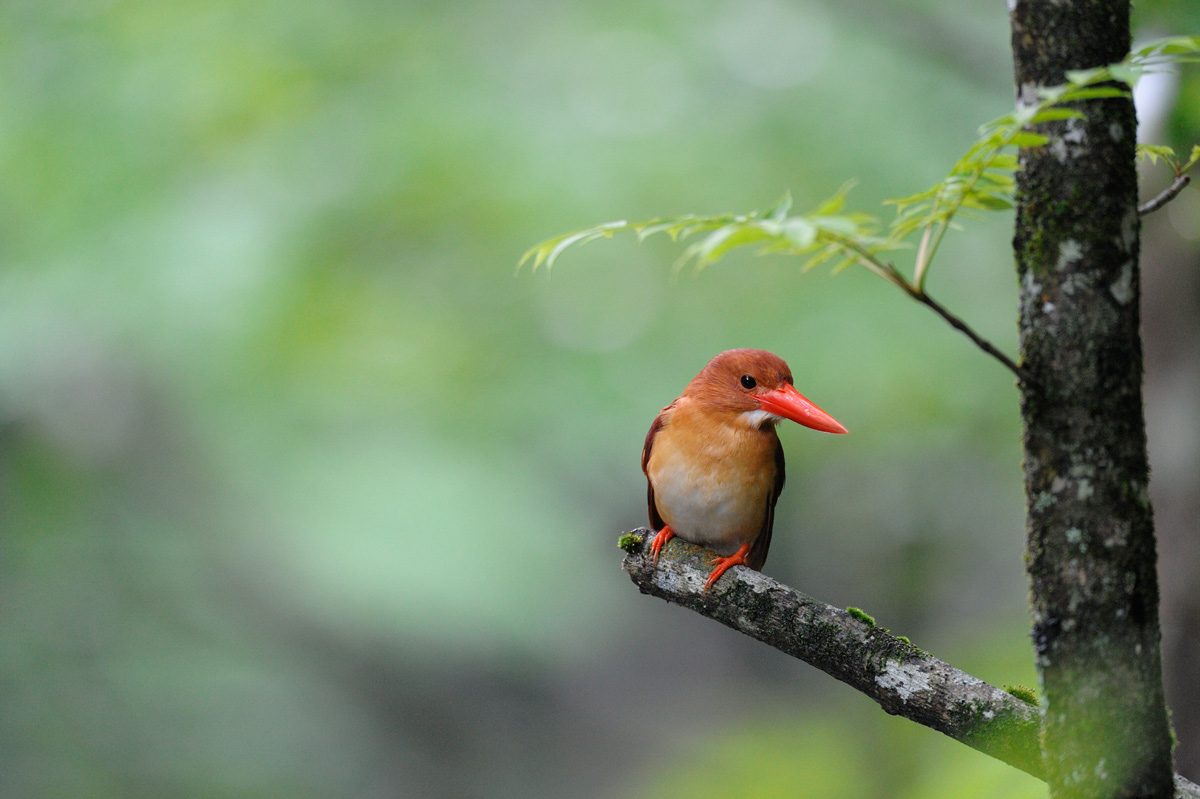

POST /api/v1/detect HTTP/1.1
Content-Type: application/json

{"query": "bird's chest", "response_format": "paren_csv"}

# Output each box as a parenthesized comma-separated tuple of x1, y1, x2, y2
(647, 422, 777, 551)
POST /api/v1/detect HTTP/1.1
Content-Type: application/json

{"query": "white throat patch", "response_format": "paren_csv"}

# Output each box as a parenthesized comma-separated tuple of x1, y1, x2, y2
(740, 409, 782, 429)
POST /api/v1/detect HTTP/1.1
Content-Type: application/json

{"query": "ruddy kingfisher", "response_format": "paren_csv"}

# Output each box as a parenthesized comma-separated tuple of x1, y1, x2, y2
(642, 349, 847, 590)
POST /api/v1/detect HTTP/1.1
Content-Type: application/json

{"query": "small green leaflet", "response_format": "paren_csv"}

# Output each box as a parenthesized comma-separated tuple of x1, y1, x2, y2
(1138, 144, 1176, 166)
(518, 184, 902, 277)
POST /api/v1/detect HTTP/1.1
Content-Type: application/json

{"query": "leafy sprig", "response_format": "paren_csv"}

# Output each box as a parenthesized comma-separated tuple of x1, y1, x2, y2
(520, 38, 1200, 384)
(1137, 143, 1200, 172)
(521, 57, 1140, 286)
(1135, 142, 1200, 216)
(520, 184, 903, 282)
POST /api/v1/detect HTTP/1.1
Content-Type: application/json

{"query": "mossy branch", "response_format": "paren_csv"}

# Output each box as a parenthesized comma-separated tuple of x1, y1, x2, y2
(622, 528, 1043, 776)
(619, 528, 1200, 797)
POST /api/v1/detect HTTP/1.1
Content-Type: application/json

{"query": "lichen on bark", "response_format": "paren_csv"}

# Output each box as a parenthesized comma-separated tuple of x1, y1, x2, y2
(1010, 1, 1175, 796)
(618, 528, 1200, 795)
(620, 529, 1044, 777)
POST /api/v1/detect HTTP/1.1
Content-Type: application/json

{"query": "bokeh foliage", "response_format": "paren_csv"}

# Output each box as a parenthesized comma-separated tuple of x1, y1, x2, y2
(1, 0, 1196, 797)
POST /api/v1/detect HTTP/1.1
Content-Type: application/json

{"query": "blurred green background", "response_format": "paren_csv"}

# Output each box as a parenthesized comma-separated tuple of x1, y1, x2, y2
(2, 1, 1198, 797)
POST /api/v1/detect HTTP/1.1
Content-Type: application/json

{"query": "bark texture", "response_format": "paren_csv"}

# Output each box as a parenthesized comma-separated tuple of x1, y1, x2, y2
(621, 530, 1200, 796)
(1010, 1, 1175, 797)
(622, 529, 1045, 777)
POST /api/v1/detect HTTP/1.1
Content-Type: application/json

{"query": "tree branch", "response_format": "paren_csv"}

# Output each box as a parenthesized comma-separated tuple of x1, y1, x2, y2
(833, 247, 1034, 388)
(622, 529, 1042, 775)
(899, 281, 1036, 388)
(619, 528, 1200, 797)
(1139, 173, 1192, 216)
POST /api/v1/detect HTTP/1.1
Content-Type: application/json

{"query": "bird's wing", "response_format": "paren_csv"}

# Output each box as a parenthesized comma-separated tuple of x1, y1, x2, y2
(747, 435, 785, 571)
(642, 403, 673, 530)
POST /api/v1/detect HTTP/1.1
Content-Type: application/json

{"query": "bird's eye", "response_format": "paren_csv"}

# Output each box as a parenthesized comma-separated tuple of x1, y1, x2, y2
(740, 375, 757, 389)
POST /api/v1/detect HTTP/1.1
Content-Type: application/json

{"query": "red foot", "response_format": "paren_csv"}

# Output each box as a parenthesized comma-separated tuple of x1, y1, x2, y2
(649, 525, 675, 565)
(703, 542, 752, 591)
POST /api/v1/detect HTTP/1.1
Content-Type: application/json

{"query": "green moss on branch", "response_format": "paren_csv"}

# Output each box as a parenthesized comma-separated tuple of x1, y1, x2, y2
(619, 528, 1042, 778)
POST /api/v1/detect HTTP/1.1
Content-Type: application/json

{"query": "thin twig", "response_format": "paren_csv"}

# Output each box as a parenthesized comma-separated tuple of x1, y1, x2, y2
(901, 281, 1036, 387)
(826, 239, 1033, 386)
(1139, 173, 1191, 216)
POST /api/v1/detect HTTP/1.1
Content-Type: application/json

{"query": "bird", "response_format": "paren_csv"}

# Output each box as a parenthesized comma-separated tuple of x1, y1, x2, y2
(641, 349, 847, 591)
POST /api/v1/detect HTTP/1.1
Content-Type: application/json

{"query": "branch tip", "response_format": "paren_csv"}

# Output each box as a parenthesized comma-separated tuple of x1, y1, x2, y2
(1139, 173, 1191, 216)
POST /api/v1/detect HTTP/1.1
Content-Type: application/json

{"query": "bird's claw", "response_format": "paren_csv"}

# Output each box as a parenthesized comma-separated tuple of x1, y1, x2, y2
(649, 525, 675, 565)
(702, 542, 751, 591)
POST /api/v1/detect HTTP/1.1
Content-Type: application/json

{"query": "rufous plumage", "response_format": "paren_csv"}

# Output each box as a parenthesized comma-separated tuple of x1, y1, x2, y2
(642, 349, 846, 590)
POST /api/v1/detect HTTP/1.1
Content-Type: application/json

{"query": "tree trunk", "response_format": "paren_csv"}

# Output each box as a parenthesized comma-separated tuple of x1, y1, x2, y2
(1010, 1, 1175, 797)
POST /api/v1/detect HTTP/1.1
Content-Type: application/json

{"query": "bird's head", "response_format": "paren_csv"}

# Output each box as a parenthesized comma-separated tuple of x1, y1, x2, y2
(684, 348, 848, 434)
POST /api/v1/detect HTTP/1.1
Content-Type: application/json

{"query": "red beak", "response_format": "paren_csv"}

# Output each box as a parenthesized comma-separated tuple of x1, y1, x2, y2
(756, 384, 848, 434)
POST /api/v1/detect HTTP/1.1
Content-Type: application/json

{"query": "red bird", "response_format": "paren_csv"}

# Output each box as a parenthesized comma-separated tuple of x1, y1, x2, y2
(642, 349, 847, 590)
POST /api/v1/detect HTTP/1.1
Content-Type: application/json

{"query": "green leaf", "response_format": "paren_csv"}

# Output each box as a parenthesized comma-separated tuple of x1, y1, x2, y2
(884, 185, 939, 210)
(1010, 132, 1049, 148)
(1108, 63, 1141, 88)
(676, 221, 707, 240)
(546, 225, 623, 267)
(1035, 85, 1071, 104)
(813, 215, 865, 238)
(633, 219, 687, 242)
(1058, 86, 1130, 102)
(810, 181, 857, 216)
(1133, 36, 1200, 60)
(518, 221, 628, 271)
(1030, 108, 1084, 124)
(764, 193, 793, 221)
(981, 170, 1016, 188)
(708, 225, 776, 261)
(829, 255, 859, 275)
(780, 218, 818, 249)
(962, 194, 1014, 211)
(800, 244, 842, 272)
(1063, 66, 1109, 86)
(680, 224, 770, 268)
(1137, 143, 1176, 165)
